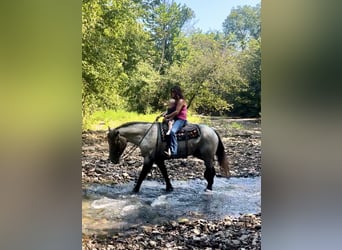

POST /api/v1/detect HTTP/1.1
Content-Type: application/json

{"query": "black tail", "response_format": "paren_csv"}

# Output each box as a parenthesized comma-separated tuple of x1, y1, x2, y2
(214, 130, 230, 177)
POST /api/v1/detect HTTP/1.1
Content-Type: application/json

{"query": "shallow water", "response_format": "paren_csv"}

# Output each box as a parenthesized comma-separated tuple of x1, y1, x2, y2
(82, 177, 260, 235)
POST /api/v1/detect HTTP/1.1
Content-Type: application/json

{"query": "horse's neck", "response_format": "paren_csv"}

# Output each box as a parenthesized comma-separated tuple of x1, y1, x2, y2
(118, 123, 151, 145)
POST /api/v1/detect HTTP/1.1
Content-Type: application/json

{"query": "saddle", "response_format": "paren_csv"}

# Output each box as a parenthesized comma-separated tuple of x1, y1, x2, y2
(160, 122, 201, 142)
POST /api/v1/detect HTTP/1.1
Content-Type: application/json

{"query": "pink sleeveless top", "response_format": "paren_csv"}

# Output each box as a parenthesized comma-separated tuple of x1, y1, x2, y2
(177, 104, 187, 120)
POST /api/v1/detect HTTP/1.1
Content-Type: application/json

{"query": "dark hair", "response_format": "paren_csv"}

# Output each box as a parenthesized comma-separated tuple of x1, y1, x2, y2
(171, 85, 184, 99)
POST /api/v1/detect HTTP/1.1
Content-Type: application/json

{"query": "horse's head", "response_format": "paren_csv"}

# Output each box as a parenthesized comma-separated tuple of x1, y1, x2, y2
(107, 127, 127, 164)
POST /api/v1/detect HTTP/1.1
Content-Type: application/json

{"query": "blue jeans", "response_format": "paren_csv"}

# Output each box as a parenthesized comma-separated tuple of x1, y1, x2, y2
(169, 119, 187, 155)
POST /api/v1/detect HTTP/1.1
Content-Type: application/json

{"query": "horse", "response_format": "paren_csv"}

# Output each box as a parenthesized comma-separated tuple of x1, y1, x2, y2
(107, 121, 230, 193)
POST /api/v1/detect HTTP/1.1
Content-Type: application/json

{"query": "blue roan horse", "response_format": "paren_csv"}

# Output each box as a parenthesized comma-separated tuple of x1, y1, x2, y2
(107, 122, 230, 193)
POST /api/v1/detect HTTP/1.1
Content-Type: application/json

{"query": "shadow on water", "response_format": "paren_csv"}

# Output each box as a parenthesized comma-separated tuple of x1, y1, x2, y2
(82, 177, 260, 235)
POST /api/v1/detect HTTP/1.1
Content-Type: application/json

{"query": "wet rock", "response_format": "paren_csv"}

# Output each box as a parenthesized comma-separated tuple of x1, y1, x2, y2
(82, 119, 262, 250)
(83, 119, 260, 185)
(148, 240, 157, 247)
(232, 239, 240, 245)
(214, 231, 224, 238)
(170, 221, 178, 227)
(178, 218, 189, 224)
(82, 213, 262, 249)
(239, 234, 249, 241)
(122, 173, 130, 178)
(95, 168, 105, 174)
(141, 226, 153, 233)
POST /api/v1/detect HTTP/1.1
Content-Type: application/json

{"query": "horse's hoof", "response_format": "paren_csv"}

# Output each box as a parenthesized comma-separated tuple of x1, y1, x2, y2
(132, 188, 139, 193)
(204, 188, 213, 193)
(165, 186, 174, 192)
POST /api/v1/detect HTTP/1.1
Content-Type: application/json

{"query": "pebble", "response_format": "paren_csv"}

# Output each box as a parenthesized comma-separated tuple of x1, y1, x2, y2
(239, 234, 249, 241)
(149, 240, 157, 247)
(83, 119, 260, 185)
(170, 221, 178, 227)
(192, 236, 201, 241)
(83, 214, 261, 249)
(232, 239, 240, 245)
(178, 218, 189, 224)
(141, 226, 153, 233)
(82, 119, 261, 249)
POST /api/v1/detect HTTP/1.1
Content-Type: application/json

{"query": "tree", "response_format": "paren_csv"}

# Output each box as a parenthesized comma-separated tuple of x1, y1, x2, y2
(222, 4, 261, 50)
(82, 0, 149, 116)
(122, 62, 161, 114)
(82, 0, 261, 119)
(232, 38, 261, 117)
(221, 4, 261, 117)
(164, 32, 248, 115)
(144, 0, 194, 73)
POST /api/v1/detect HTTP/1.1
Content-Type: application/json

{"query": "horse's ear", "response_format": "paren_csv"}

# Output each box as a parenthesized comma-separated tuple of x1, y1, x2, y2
(108, 126, 111, 132)
(115, 130, 120, 136)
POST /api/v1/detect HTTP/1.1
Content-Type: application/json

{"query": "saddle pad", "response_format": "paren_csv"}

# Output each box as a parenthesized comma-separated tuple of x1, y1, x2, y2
(160, 123, 201, 142)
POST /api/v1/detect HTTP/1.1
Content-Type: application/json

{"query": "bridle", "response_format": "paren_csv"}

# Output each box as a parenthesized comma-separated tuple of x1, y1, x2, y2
(120, 120, 158, 160)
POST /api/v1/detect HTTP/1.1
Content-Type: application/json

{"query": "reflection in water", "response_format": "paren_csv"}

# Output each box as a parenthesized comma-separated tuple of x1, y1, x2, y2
(82, 177, 260, 235)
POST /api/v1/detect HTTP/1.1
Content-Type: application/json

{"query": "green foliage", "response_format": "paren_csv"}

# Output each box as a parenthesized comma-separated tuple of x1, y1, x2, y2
(165, 32, 248, 116)
(222, 4, 261, 49)
(82, 1, 261, 129)
(231, 38, 261, 117)
(82, 109, 201, 131)
(83, 109, 156, 131)
(122, 62, 161, 113)
(82, 0, 149, 116)
(144, 0, 194, 73)
(230, 121, 244, 130)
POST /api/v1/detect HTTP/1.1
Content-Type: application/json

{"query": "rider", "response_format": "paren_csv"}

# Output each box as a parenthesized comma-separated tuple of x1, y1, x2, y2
(163, 85, 187, 157)
(156, 98, 176, 135)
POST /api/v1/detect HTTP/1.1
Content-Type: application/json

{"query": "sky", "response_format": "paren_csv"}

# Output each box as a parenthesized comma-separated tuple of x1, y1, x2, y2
(174, 0, 261, 32)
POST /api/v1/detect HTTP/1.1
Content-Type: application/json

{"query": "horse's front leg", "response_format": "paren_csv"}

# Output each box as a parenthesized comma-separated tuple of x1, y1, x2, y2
(155, 159, 173, 192)
(133, 157, 153, 193)
(204, 159, 216, 191)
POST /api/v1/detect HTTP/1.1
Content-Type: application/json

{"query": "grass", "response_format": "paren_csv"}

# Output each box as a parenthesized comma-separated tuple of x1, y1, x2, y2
(83, 109, 202, 131)
(230, 121, 245, 130)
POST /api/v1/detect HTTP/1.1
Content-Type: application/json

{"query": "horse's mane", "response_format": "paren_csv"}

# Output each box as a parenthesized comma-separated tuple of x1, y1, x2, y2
(116, 121, 152, 130)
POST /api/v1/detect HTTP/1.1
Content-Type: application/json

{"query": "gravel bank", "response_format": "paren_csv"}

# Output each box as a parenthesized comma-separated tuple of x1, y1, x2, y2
(82, 118, 261, 249)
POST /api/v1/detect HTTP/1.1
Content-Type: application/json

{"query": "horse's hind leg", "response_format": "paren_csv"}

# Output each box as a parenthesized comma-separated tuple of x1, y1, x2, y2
(204, 159, 216, 191)
(156, 159, 173, 192)
(133, 157, 153, 193)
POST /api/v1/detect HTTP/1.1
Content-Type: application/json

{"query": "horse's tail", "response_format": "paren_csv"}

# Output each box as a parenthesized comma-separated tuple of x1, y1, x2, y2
(214, 130, 230, 177)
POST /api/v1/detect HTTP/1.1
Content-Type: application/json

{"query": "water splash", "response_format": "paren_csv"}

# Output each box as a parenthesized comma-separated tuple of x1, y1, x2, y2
(82, 177, 260, 234)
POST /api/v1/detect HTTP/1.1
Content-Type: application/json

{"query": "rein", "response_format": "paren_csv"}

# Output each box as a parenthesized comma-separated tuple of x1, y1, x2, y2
(121, 120, 157, 160)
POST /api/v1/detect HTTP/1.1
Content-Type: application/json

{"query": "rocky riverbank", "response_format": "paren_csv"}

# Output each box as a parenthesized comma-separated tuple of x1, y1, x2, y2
(82, 118, 261, 249)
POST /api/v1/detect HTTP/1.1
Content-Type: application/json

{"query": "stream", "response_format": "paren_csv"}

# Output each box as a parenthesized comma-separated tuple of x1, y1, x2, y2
(82, 176, 260, 235)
